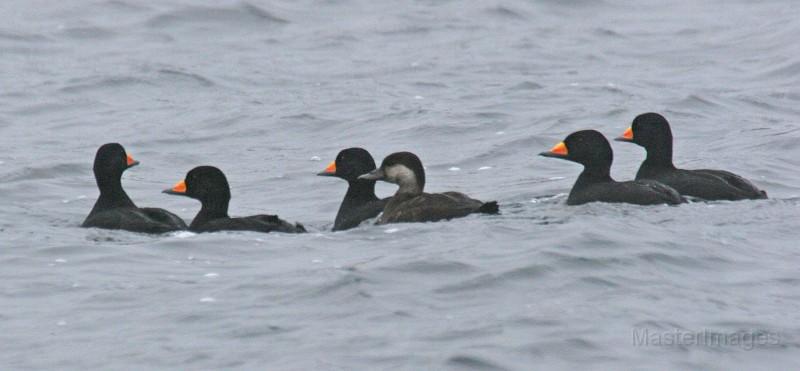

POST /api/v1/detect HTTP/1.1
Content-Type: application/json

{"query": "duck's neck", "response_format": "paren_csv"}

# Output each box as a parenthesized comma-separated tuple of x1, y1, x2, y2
(91, 174, 136, 214)
(191, 197, 230, 228)
(342, 179, 380, 206)
(642, 141, 675, 170)
(575, 165, 614, 189)
(395, 178, 423, 196)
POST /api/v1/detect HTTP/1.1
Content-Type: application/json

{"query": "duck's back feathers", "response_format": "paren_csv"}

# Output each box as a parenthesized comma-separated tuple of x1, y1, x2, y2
(377, 192, 497, 224)
(83, 207, 187, 234)
(191, 215, 306, 233)
(567, 179, 685, 206)
(691, 169, 767, 199)
(637, 167, 767, 200)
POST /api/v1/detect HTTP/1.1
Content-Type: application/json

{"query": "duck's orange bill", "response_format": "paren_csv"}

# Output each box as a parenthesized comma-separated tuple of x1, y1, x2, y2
(126, 154, 136, 166)
(321, 161, 336, 174)
(621, 127, 633, 140)
(171, 180, 186, 194)
(548, 141, 568, 156)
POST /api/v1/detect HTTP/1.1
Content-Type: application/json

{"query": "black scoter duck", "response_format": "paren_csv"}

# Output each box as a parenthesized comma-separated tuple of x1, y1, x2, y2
(540, 130, 685, 206)
(615, 112, 767, 201)
(317, 148, 390, 231)
(163, 166, 305, 233)
(358, 151, 498, 224)
(82, 143, 187, 233)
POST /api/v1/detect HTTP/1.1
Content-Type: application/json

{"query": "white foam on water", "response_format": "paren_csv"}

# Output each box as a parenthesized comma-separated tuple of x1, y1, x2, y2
(200, 297, 216, 303)
(531, 193, 567, 203)
(204, 272, 219, 278)
(448, 167, 460, 171)
(172, 231, 196, 239)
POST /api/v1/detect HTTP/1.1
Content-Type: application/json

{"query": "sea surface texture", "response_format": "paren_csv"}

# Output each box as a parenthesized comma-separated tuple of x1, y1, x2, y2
(1, 0, 799, 370)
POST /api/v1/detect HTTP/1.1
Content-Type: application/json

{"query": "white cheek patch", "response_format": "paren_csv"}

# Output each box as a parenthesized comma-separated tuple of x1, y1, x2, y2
(385, 164, 416, 185)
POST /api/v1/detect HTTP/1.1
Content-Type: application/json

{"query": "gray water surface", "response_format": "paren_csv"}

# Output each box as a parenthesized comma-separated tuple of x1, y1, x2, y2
(1, 0, 800, 370)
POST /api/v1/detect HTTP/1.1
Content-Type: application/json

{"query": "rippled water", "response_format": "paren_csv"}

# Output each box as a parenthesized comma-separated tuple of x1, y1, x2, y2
(2, 0, 800, 369)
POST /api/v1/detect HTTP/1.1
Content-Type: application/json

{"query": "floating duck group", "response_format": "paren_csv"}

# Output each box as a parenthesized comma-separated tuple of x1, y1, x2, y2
(82, 113, 767, 234)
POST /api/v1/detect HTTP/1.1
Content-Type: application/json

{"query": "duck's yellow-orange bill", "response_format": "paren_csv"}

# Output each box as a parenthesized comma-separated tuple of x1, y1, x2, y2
(548, 141, 568, 156)
(621, 127, 633, 140)
(171, 180, 186, 194)
(321, 161, 336, 174)
(126, 154, 136, 166)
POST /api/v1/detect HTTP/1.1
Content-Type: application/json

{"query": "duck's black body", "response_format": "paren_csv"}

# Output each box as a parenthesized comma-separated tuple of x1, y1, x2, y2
(540, 130, 685, 206)
(637, 167, 766, 201)
(318, 148, 390, 231)
(616, 112, 767, 201)
(82, 143, 187, 233)
(359, 152, 498, 224)
(565, 174, 685, 206)
(164, 166, 305, 234)
(83, 207, 187, 234)
(188, 214, 303, 233)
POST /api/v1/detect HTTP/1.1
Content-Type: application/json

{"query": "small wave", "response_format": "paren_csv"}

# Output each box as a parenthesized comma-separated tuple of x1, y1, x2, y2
(2, 163, 86, 182)
(578, 276, 619, 288)
(594, 28, 624, 38)
(508, 81, 543, 91)
(427, 324, 504, 342)
(758, 60, 800, 80)
(377, 26, 432, 36)
(0, 30, 50, 42)
(434, 265, 550, 294)
(227, 324, 293, 339)
(306, 273, 373, 299)
(768, 91, 800, 101)
(58, 76, 154, 94)
(484, 6, 527, 20)
(158, 69, 215, 87)
(545, 252, 631, 270)
(99, 0, 152, 12)
(146, 3, 288, 29)
(11, 102, 84, 116)
(60, 26, 116, 40)
(633, 320, 687, 331)
(381, 259, 476, 274)
(673, 94, 722, 109)
(637, 252, 713, 270)
(446, 355, 510, 371)
(413, 81, 448, 89)
(735, 95, 799, 116)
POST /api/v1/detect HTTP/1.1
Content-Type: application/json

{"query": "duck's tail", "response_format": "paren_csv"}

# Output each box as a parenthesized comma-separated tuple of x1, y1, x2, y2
(478, 201, 499, 214)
